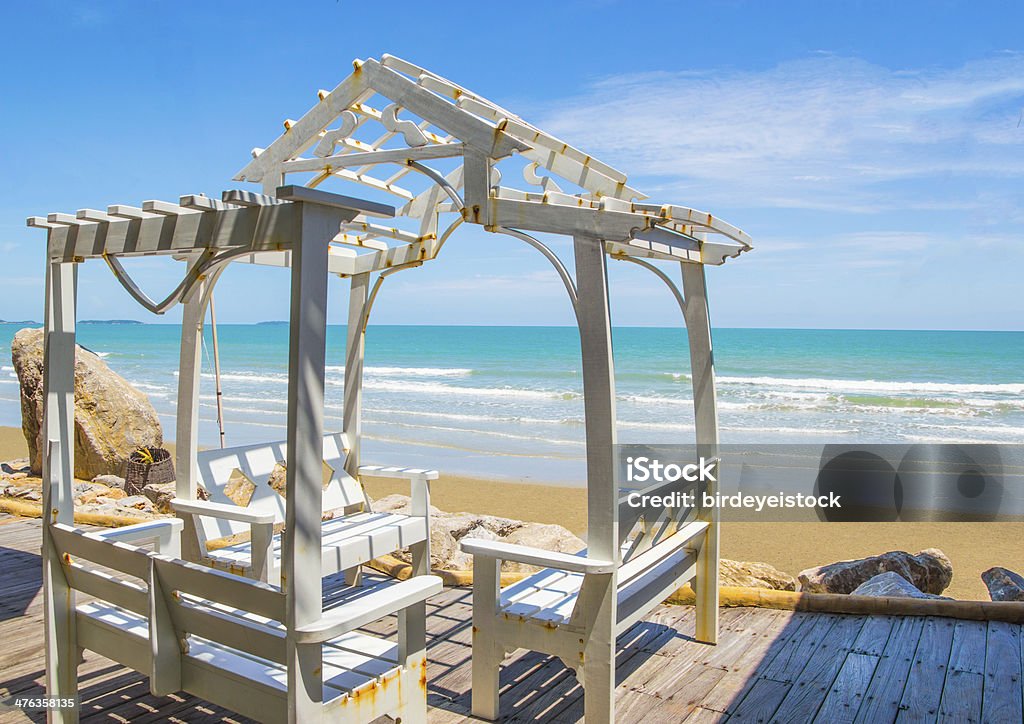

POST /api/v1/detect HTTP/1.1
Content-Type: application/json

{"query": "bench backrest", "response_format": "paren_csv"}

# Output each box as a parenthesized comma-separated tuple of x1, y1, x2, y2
(195, 431, 366, 542)
(617, 458, 716, 563)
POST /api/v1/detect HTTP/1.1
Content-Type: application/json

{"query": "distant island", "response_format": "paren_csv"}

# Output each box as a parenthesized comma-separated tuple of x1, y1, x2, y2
(80, 320, 144, 325)
(0, 320, 39, 325)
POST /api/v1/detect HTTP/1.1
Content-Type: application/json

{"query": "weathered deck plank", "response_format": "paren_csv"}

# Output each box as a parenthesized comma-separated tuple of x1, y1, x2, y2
(896, 616, 956, 722)
(0, 515, 1022, 724)
(851, 615, 926, 723)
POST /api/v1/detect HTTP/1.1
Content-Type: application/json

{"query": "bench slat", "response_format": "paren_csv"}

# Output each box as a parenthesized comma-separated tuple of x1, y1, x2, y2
(64, 563, 148, 615)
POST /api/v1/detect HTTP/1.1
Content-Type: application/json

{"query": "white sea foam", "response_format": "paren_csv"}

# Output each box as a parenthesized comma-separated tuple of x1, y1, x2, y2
(717, 375, 1024, 396)
(326, 365, 473, 377)
(364, 379, 577, 401)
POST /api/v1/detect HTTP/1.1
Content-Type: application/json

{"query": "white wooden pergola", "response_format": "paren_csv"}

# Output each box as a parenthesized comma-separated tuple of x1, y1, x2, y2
(28, 55, 751, 723)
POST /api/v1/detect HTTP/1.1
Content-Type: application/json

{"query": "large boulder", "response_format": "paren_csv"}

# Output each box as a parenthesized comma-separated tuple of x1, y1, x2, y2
(798, 548, 952, 595)
(720, 559, 797, 591)
(851, 571, 949, 600)
(11, 328, 163, 479)
(981, 567, 1024, 602)
(373, 494, 585, 573)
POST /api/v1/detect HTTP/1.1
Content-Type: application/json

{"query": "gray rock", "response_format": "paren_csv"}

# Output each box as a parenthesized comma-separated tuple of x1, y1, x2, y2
(798, 548, 953, 595)
(981, 567, 1024, 602)
(851, 571, 949, 599)
(118, 495, 153, 511)
(720, 559, 797, 591)
(1, 459, 29, 474)
(11, 327, 163, 479)
(142, 482, 177, 513)
(92, 475, 127, 490)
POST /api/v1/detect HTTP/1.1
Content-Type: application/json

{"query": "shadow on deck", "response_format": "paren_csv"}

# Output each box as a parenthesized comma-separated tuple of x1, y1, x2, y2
(0, 515, 1021, 723)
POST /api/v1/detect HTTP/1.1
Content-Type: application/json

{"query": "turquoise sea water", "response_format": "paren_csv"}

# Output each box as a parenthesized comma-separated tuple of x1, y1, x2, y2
(1, 324, 1021, 483)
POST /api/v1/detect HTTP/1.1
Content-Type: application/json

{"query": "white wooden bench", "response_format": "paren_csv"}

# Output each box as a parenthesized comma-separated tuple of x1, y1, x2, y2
(461, 472, 717, 721)
(50, 519, 441, 723)
(172, 432, 436, 585)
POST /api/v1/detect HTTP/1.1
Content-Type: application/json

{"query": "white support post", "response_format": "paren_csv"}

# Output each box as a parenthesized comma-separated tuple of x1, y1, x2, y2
(41, 259, 78, 723)
(283, 204, 334, 723)
(573, 235, 618, 723)
(470, 555, 502, 720)
(342, 273, 370, 479)
(342, 273, 370, 586)
(681, 262, 720, 645)
(175, 264, 218, 563)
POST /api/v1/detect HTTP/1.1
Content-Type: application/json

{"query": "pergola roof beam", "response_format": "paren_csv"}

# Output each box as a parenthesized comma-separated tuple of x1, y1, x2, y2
(282, 142, 465, 174)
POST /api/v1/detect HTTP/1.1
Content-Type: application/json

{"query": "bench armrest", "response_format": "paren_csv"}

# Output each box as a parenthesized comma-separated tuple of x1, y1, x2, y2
(171, 498, 276, 525)
(358, 465, 439, 481)
(93, 518, 184, 556)
(460, 538, 615, 575)
(293, 575, 443, 644)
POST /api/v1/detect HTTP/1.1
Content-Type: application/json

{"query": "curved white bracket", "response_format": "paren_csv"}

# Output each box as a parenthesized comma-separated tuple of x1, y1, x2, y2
(406, 161, 465, 210)
(612, 254, 687, 320)
(493, 226, 578, 312)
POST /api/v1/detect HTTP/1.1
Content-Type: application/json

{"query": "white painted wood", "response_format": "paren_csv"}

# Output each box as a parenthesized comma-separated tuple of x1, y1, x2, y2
(106, 204, 156, 219)
(93, 518, 183, 558)
(357, 465, 439, 481)
(293, 576, 442, 643)
(283, 142, 464, 174)
(172, 498, 277, 523)
(282, 201, 334, 722)
(143, 199, 201, 216)
(460, 539, 614, 574)
(175, 259, 220, 565)
(471, 554, 501, 720)
(681, 262, 720, 645)
(41, 259, 77, 721)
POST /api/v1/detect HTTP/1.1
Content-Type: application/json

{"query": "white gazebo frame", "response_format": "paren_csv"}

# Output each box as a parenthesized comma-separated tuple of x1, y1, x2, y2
(29, 54, 751, 723)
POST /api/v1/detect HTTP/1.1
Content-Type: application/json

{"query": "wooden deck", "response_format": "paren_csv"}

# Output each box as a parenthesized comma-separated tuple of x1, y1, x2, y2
(0, 514, 1021, 723)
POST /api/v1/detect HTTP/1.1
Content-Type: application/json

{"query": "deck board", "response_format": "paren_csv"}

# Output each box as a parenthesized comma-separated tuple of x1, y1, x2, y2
(0, 515, 1021, 723)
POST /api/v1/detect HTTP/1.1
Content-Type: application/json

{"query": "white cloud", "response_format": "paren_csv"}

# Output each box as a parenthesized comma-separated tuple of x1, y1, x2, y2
(536, 54, 1024, 214)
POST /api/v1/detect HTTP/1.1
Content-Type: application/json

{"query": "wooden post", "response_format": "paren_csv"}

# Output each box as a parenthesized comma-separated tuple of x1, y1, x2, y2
(470, 556, 502, 720)
(573, 235, 618, 722)
(41, 258, 78, 723)
(342, 272, 370, 478)
(282, 203, 334, 723)
(175, 266, 219, 563)
(681, 262, 720, 645)
(342, 272, 370, 586)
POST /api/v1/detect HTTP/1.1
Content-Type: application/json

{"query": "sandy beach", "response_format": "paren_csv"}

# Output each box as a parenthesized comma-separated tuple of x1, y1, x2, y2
(0, 425, 1010, 600)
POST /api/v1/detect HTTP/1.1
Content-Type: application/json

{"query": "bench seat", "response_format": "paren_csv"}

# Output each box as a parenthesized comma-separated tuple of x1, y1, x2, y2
(496, 523, 704, 633)
(206, 510, 429, 577)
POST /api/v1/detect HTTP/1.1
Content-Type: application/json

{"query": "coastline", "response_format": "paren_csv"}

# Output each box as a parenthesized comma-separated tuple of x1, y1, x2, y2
(0, 426, 1011, 601)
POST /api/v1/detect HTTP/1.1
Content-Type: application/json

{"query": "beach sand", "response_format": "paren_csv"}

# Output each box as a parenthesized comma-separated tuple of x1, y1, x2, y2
(0, 426, 1008, 600)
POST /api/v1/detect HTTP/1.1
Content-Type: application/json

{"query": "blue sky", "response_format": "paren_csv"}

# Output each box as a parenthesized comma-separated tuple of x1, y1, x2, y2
(2, 1, 1022, 329)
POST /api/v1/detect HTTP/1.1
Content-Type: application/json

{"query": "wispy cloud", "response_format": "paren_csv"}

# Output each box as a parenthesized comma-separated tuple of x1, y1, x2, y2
(537, 54, 1024, 214)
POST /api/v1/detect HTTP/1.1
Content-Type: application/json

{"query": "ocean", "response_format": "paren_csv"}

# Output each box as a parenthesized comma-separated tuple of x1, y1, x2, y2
(1, 324, 1022, 484)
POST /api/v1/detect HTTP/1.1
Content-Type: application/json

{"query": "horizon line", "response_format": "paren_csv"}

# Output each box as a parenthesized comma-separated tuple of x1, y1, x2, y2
(3, 321, 1023, 333)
